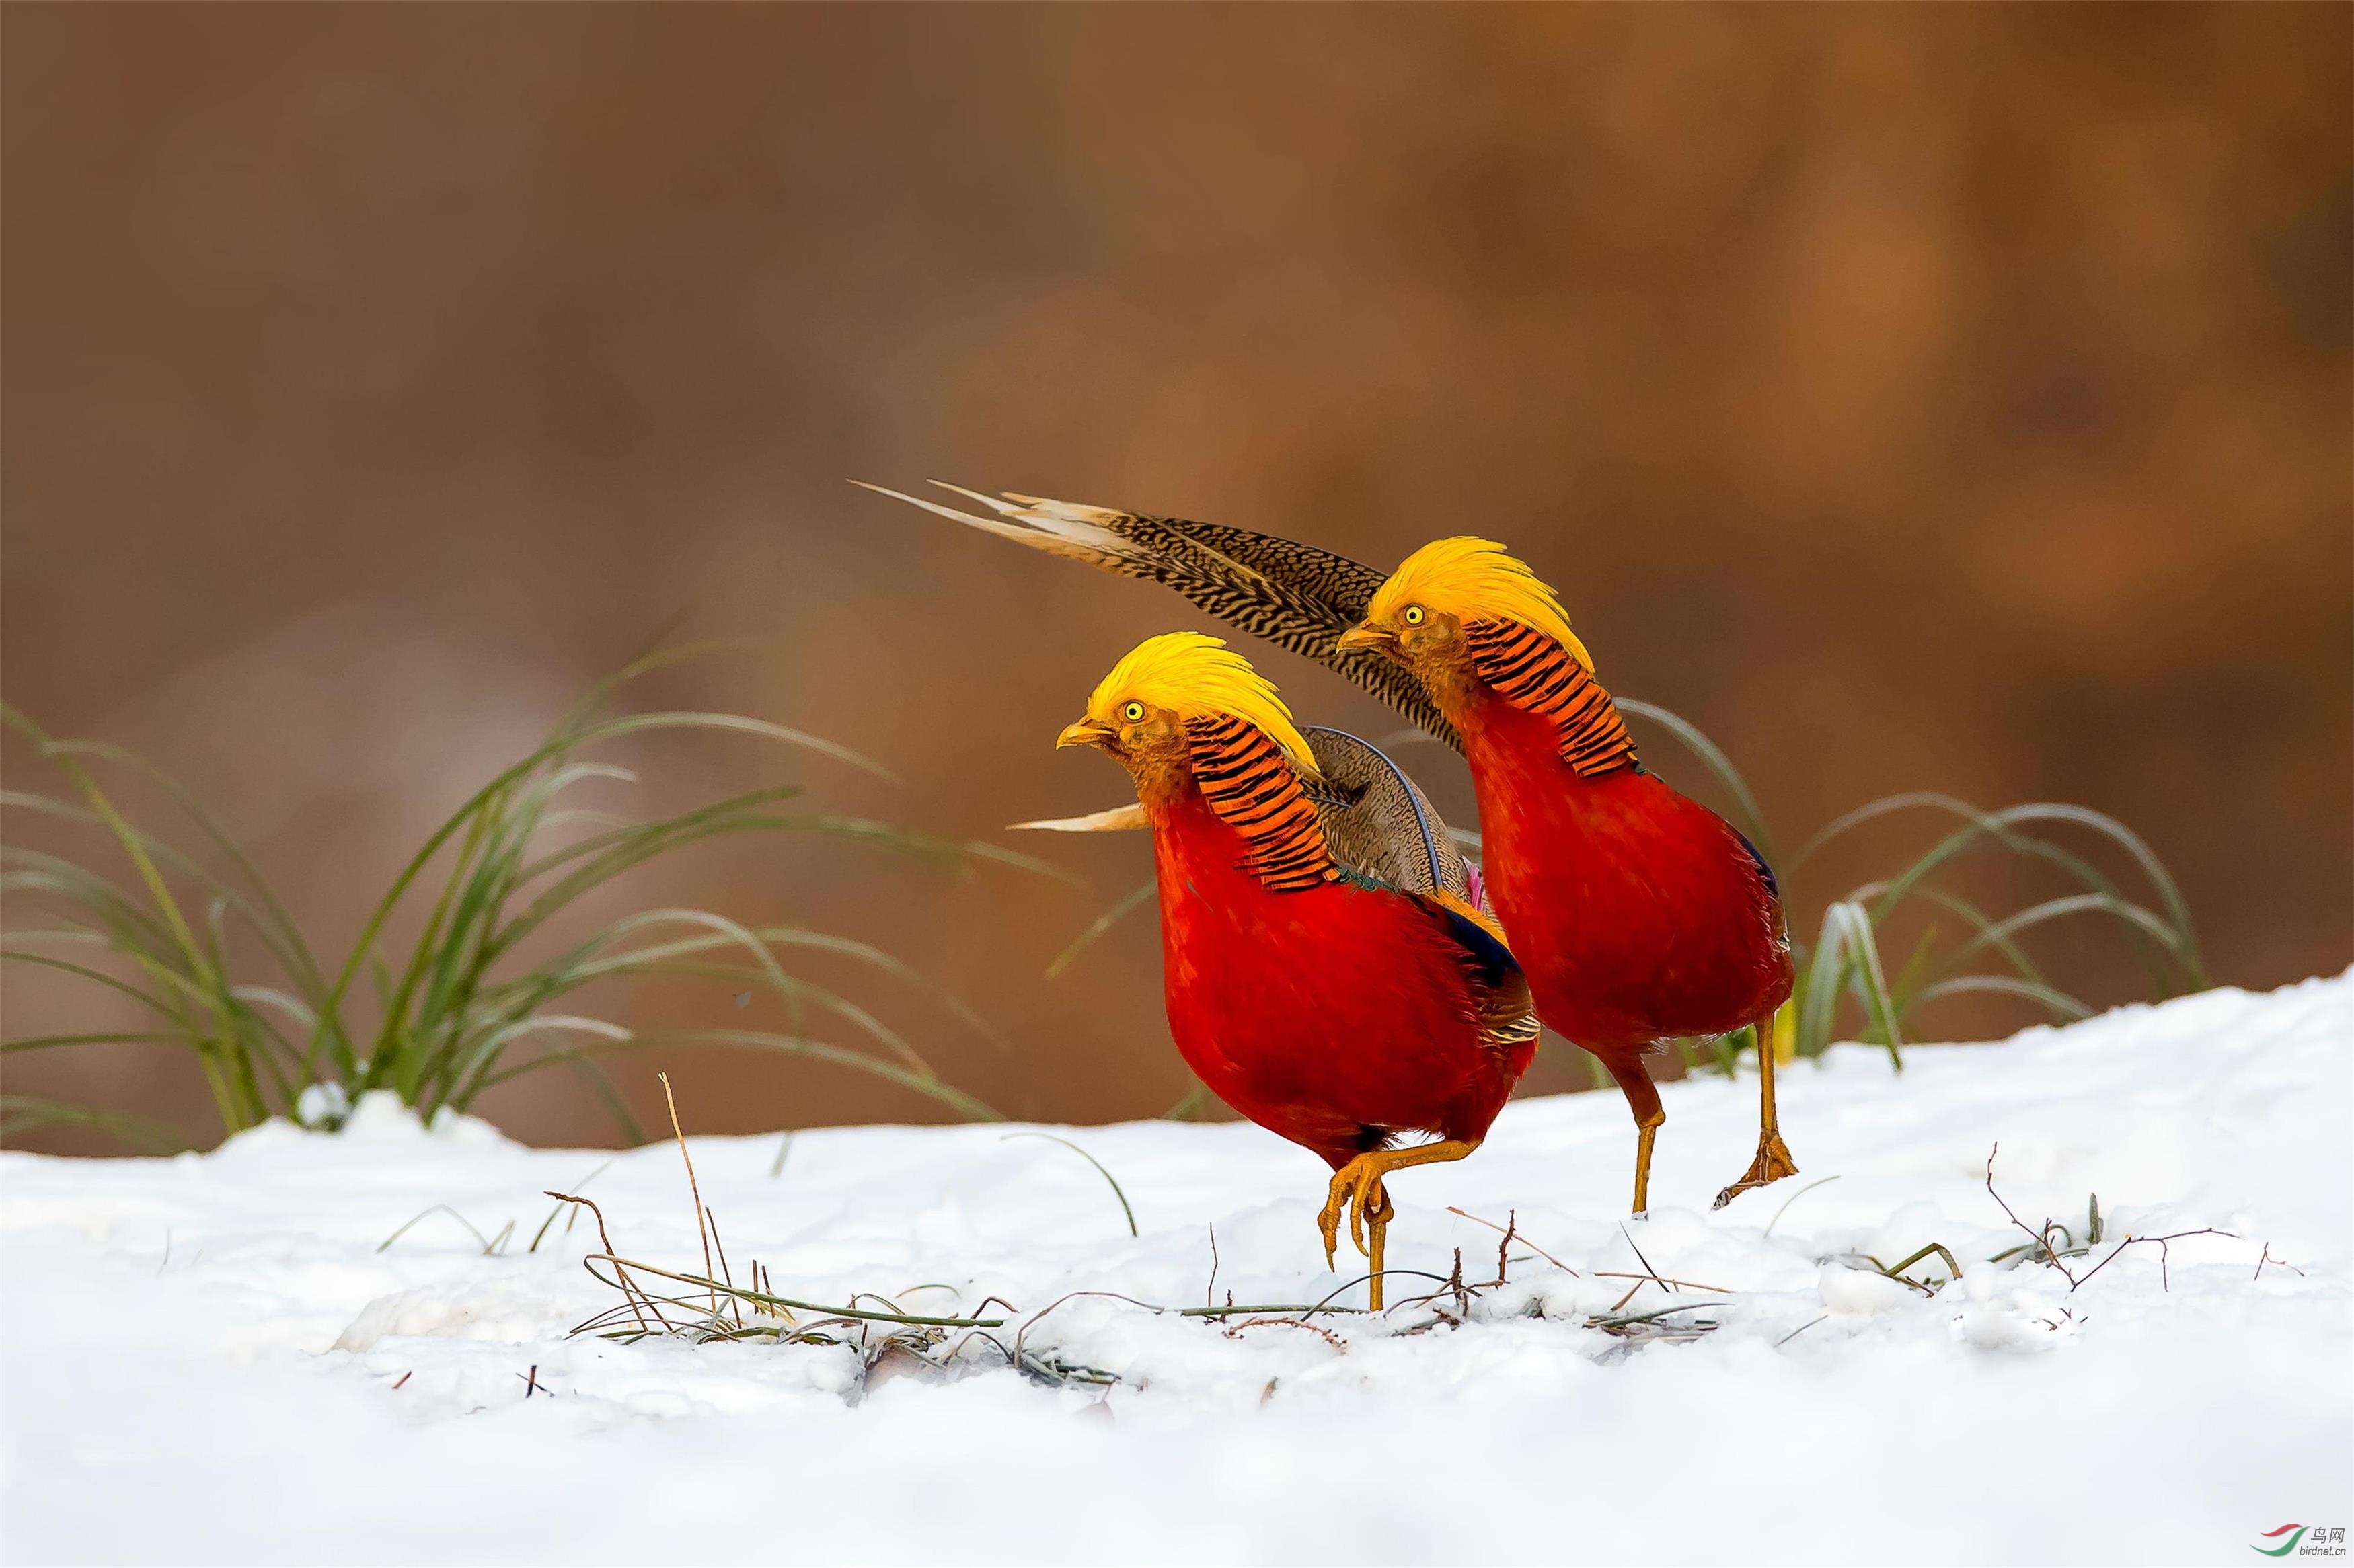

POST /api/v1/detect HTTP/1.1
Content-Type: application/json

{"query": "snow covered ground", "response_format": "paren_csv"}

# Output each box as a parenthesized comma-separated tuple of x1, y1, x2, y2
(5, 974, 2349, 1565)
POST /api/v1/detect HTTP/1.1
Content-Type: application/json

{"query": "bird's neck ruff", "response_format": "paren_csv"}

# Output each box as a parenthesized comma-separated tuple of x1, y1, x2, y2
(1086, 631, 1319, 773)
(1459, 619, 1640, 780)
(1168, 714, 1336, 893)
(1369, 537, 1595, 672)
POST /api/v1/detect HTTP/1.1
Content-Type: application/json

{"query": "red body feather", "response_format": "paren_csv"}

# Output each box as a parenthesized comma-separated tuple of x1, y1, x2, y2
(1459, 689, 1792, 1052)
(1148, 785, 1533, 1170)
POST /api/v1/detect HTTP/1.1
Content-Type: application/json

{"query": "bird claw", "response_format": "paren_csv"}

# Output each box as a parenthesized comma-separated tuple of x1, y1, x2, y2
(1319, 1159, 1391, 1267)
(1712, 1129, 1799, 1210)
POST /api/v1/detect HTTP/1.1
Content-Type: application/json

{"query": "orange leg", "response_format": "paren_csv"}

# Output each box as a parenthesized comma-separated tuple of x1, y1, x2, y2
(1318, 1139, 1480, 1310)
(1714, 1009, 1799, 1209)
(1601, 1053, 1667, 1216)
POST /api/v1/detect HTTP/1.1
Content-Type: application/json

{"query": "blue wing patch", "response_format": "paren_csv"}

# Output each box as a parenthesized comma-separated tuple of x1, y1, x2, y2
(1433, 904, 1519, 993)
(1733, 829, 1779, 902)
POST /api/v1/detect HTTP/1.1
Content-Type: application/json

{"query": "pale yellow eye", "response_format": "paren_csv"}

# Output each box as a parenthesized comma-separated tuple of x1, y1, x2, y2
(1121, 701, 1145, 723)
(1402, 604, 1426, 626)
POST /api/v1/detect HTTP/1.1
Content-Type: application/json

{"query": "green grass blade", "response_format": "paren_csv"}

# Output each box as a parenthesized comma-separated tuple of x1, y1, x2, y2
(1001, 1132, 1138, 1236)
(1838, 801, 2193, 994)
(1617, 698, 1775, 867)
(11, 746, 334, 1002)
(1, 1032, 191, 1053)
(0, 1096, 188, 1154)
(0, 949, 188, 1025)
(1902, 887, 2057, 991)
(545, 1047, 648, 1144)
(1047, 879, 1155, 980)
(0, 709, 206, 988)
(1826, 902, 1904, 1066)
(480, 1028, 1005, 1123)
(1911, 974, 2095, 1023)
(1792, 791, 1979, 871)
(511, 784, 802, 886)
(1162, 1081, 1217, 1120)
(510, 958, 926, 1074)
(500, 925, 1001, 1048)
(1994, 803, 2205, 985)
(320, 709, 895, 1043)
(1797, 792, 2201, 996)
(1940, 893, 2183, 978)
(1796, 900, 1902, 1067)
(3, 791, 328, 1004)
(962, 840, 1087, 886)
(439, 1015, 634, 1113)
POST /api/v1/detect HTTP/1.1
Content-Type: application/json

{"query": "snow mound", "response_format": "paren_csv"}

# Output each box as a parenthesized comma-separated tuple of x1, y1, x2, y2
(4, 974, 2348, 1565)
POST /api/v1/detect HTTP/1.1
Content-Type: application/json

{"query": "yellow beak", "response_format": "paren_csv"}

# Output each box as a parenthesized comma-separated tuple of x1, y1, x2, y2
(1056, 717, 1114, 751)
(1335, 622, 1392, 654)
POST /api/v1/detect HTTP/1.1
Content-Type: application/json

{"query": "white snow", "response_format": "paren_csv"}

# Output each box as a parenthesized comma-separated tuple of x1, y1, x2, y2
(5, 974, 2349, 1565)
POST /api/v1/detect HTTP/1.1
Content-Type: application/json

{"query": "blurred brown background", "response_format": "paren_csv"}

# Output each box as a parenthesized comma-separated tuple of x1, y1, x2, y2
(5, 3, 2348, 1152)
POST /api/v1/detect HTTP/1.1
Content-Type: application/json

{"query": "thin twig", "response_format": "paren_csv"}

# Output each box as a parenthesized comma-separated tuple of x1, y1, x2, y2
(545, 1191, 657, 1331)
(2067, 1228, 2235, 1294)
(1591, 1271, 1737, 1293)
(706, 1206, 743, 1327)
(528, 1159, 613, 1253)
(660, 1073, 719, 1319)
(1448, 1206, 1577, 1275)
(1984, 1143, 2073, 1280)
(2252, 1243, 2304, 1281)
(1222, 1316, 1349, 1351)
(1174, 1301, 1366, 1319)
(1985, 1144, 2235, 1294)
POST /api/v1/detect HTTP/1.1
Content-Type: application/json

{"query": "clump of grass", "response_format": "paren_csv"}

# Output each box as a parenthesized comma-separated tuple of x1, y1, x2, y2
(1, 647, 1024, 1150)
(1038, 700, 2204, 1093)
(1766, 789, 2204, 1070)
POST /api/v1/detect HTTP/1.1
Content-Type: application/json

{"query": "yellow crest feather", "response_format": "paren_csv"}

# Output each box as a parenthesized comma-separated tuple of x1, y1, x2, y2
(1368, 537, 1594, 671)
(1085, 632, 1319, 774)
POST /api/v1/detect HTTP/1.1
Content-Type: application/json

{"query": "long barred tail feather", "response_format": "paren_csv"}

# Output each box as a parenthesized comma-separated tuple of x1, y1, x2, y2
(848, 480, 1145, 571)
(858, 479, 1461, 750)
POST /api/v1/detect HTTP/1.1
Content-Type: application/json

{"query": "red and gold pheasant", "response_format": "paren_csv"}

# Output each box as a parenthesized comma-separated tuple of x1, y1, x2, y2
(860, 483, 1796, 1212)
(1049, 632, 1537, 1307)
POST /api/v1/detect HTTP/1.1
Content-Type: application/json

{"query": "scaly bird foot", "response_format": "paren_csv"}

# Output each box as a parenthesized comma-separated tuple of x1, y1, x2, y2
(1712, 1129, 1798, 1210)
(1318, 1156, 1392, 1269)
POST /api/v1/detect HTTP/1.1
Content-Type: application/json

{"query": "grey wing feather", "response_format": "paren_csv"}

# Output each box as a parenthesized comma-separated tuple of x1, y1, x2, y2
(1303, 728, 1535, 1050)
(1300, 727, 1471, 900)
(857, 482, 1461, 750)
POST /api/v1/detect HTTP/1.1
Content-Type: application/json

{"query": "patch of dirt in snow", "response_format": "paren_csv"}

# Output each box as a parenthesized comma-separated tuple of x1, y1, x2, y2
(3, 974, 2349, 1565)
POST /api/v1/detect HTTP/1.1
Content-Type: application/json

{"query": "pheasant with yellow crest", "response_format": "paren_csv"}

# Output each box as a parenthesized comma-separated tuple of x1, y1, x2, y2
(861, 482, 1797, 1213)
(1046, 631, 1537, 1308)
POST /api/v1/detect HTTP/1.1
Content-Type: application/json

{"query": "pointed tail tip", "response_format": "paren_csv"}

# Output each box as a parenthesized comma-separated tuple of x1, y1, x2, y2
(849, 478, 1026, 533)
(927, 480, 1026, 516)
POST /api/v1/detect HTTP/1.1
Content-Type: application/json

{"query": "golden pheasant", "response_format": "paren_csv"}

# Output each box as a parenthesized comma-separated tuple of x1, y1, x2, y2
(861, 482, 1796, 1213)
(1048, 632, 1537, 1308)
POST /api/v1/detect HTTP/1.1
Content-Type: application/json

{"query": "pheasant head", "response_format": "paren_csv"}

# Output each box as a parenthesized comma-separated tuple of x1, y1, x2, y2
(1337, 537, 1593, 678)
(1057, 632, 1320, 814)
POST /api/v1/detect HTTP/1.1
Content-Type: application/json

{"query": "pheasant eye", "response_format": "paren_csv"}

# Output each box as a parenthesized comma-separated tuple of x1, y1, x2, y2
(1402, 604, 1426, 626)
(1121, 701, 1145, 723)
